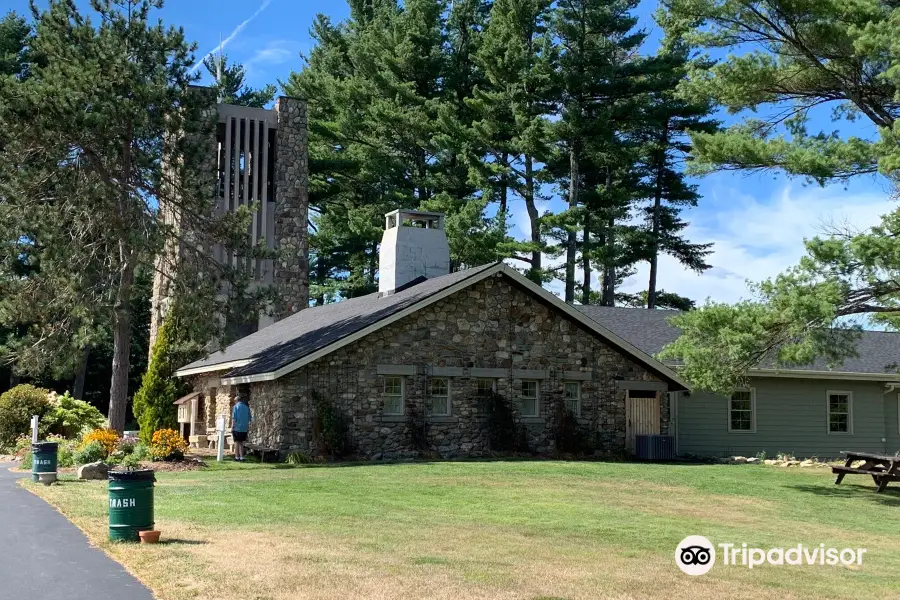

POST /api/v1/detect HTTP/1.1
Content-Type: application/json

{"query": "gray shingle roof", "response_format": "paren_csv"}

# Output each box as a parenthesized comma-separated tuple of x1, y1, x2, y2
(178, 263, 499, 378)
(578, 306, 900, 376)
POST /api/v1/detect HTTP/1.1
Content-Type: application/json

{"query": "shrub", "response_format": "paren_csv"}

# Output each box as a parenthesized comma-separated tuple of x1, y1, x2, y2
(485, 391, 527, 452)
(73, 441, 106, 465)
(553, 404, 590, 455)
(121, 453, 143, 468)
(20, 449, 32, 470)
(285, 451, 313, 465)
(82, 428, 120, 458)
(43, 434, 77, 468)
(0, 385, 52, 450)
(131, 442, 152, 462)
(150, 428, 188, 461)
(44, 392, 106, 439)
(133, 319, 190, 445)
(312, 391, 349, 457)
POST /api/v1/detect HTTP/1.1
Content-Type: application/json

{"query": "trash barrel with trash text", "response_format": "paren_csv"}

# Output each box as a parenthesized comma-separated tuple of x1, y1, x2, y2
(108, 469, 155, 542)
(31, 442, 58, 483)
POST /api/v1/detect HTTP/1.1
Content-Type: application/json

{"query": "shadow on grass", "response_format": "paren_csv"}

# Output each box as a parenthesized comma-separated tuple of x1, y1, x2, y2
(158, 538, 208, 546)
(789, 483, 900, 506)
(255, 456, 714, 471)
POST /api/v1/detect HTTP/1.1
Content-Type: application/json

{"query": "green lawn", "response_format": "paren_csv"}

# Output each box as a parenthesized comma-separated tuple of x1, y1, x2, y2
(24, 460, 900, 600)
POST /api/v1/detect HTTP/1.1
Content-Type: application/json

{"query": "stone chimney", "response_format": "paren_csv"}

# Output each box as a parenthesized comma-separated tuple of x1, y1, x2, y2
(379, 209, 450, 294)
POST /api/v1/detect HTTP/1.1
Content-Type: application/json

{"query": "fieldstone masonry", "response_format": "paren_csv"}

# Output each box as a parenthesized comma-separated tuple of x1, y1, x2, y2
(273, 96, 310, 319)
(210, 274, 671, 459)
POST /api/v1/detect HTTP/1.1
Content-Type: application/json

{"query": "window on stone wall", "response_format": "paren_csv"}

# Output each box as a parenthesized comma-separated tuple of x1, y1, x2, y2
(476, 378, 495, 396)
(520, 380, 539, 417)
(426, 378, 450, 416)
(563, 382, 581, 416)
(383, 376, 405, 416)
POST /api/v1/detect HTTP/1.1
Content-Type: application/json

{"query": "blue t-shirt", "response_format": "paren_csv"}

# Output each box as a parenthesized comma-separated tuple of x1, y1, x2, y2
(232, 402, 251, 432)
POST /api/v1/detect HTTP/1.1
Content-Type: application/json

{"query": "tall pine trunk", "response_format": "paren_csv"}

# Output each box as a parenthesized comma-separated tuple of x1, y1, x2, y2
(499, 152, 509, 215)
(73, 347, 90, 399)
(647, 122, 669, 309)
(525, 154, 541, 282)
(108, 247, 135, 433)
(581, 212, 591, 305)
(565, 144, 579, 303)
(601, 170, 615, 306)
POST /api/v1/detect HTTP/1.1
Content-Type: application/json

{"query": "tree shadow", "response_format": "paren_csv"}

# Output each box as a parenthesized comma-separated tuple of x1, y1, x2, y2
(789, 482, 900, 507)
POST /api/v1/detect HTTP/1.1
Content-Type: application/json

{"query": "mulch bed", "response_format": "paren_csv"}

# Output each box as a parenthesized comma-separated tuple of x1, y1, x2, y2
(136, 458, 207, 472)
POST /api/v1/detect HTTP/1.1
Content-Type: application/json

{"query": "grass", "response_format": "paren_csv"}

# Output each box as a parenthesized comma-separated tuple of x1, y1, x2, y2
(23, 459, 900, 600)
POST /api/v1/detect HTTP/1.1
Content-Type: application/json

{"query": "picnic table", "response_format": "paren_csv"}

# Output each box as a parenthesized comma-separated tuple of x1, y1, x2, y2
(832, 451, 900, 493)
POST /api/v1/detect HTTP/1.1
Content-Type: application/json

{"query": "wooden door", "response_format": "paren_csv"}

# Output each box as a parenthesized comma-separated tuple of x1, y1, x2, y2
(626, 391, 661, 453)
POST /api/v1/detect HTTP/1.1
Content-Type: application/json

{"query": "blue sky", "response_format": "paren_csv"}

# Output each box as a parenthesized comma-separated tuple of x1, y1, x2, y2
(10, 0, 893, 306)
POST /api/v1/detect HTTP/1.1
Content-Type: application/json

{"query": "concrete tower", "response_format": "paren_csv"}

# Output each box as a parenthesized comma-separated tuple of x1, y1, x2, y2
(149, 95, 309, 349)
(378, 209, 450, 294)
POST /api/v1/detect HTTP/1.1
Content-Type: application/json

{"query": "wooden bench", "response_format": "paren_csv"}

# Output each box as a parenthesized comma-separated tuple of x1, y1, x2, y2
(833, 451, 900, 493)
(243, 443, 279, 463)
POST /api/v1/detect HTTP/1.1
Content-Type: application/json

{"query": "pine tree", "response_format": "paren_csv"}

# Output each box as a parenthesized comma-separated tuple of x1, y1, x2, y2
(0, 1, 266, 431)
(132, 316, 189, 444)
(203, 53, 276, 108)
(474, 0, 556, 283)
(633, 42, 716, 309)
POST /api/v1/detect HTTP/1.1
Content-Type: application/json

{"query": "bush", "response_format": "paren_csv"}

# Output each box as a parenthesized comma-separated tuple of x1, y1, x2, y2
(43, 434, 77, 468)
(150, 428, 188, 461)
(131, 442, 152, 462)
(0, 385, 52, 450)
(82, 428, 120, 458)
(554, 404, 590, 455)
(73, 441, 106, 465)
(285, 451, 313, 465)
(312, 391, 348, 457)
(20, 449, 32, 470)
(121, 453, 143, 468)
(44, 392, 106, 439)
(133, 319, 190, 445)
(485, 392, 527, 452)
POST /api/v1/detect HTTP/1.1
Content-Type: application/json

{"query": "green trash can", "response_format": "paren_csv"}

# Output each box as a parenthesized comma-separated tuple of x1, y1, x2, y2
(108, 469, 155, 542)
(31, 442, 58, 483)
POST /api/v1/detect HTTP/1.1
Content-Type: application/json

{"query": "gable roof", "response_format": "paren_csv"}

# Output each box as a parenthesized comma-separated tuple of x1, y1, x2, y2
(580, 306, 900, 381)
(176, 263, 688, 390)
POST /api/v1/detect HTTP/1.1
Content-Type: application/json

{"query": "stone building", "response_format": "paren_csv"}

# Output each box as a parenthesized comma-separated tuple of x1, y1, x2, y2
(175, 210, 687, 457)
(150, 96, 310, 347)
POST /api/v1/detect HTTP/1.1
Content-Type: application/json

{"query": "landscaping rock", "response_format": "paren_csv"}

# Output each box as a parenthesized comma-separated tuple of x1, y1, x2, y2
(745, 457, 759, 464)
(800, 460, 816, 467)
(77, 461, 109, 480)
(763, 459, 780, 466)
(785, 460, 801, 467)
(370, 453, 383, 461)
(731, 456, 748, 464)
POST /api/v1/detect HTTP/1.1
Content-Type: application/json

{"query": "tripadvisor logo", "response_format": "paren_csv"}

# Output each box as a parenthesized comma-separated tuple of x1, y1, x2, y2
(675, 536, 867, 575)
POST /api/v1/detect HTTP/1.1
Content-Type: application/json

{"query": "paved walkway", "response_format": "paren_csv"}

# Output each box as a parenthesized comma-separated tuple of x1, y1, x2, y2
(0, 463, 155, 600)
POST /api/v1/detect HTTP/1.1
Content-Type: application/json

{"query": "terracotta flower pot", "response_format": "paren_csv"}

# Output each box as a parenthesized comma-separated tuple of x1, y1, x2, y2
(139, 530, 161, 544)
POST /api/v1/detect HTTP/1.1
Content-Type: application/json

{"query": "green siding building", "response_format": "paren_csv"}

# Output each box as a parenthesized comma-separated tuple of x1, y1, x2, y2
(581, 307, 900, 459)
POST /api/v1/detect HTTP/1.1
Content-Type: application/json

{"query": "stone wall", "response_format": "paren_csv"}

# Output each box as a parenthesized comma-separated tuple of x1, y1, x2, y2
(247, 274, 665, 458)
(273, 96, 310, 320)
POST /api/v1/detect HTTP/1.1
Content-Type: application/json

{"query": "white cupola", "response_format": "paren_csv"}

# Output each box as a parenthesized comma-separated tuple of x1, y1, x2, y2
(378, 209, 451, 294)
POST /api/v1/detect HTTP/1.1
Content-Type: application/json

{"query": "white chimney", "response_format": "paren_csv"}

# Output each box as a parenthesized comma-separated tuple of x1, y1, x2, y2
(379, 209, 450, 293)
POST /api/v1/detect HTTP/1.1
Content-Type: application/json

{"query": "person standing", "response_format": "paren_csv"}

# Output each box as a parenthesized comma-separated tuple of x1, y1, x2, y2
(231, 394, 252, 461)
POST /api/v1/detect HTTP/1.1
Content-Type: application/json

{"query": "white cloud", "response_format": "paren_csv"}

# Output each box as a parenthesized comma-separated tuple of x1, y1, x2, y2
(621, 184, 896, 304)
(245, 39, 298, 71)
(190, 0, 273, 73)
(504, 183, 896, 305)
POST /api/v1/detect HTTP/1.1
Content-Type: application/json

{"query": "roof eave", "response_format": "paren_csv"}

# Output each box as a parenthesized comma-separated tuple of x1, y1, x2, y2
(175, 359, 254, 378)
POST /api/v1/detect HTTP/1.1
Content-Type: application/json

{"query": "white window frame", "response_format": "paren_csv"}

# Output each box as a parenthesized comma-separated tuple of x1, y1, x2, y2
(727, 388, 756, 434)
(426, 377, 451, 416)
(382, 376, 405, 416)
(826, 390, 853, 435)
(563, 381, 581, 417)
(520, 380, 540, 417)
(475, 378, 495, 396)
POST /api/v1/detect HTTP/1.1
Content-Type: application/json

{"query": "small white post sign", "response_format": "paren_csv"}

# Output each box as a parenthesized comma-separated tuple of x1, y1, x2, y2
(216, 416, 226, 463)
(31, 415, 39, 444)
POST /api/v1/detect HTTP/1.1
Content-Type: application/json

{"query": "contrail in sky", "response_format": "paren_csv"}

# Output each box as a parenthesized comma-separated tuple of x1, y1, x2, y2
(190, 0, 273, 73)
